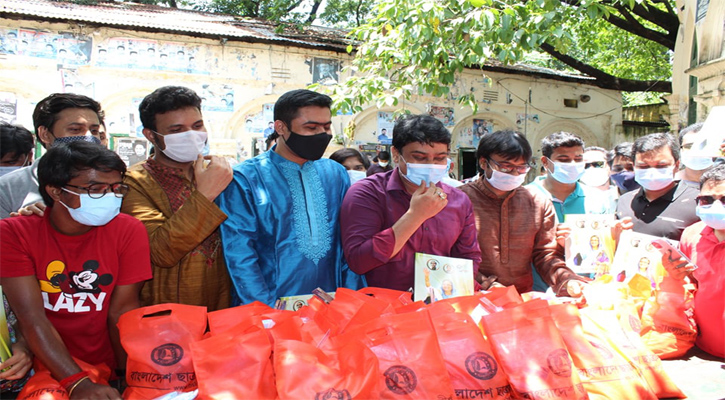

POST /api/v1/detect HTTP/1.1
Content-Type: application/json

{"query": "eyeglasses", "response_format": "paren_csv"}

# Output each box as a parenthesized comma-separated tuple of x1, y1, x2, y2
(695, 195, 725, 206)
(585, 161, 605, 169)
(487, 158, 533, 174)
(64, 183, 129, 199)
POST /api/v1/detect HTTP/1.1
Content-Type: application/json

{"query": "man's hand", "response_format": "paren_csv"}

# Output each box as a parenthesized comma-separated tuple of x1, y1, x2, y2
(555, 223, 570, 249)
(194, 155, 233, 202)
(565, 280, 586, 298)
(10, 202, 46, 218)
(70, 378, 122, 400)
(612, 216, 633, 245)
(654, 245, 696, 281)
(408, 181, 447, 221)
(0, 342, 32, 380)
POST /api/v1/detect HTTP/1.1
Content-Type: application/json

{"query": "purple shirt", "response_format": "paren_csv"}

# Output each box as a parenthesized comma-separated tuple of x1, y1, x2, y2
(340, 169, 482, 291)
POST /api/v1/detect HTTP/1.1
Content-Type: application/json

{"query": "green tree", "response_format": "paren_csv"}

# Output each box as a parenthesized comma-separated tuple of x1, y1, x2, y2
(323, 0, 676, 113)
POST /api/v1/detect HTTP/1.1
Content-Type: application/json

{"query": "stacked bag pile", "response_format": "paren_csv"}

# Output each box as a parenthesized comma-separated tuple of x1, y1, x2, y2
(18, 265, 695, 399)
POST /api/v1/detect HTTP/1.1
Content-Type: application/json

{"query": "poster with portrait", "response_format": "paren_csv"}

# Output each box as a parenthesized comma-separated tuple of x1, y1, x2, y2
(115, 137, 149, 167)
(413, 252, 474, 302)
(376, 111, 394, 144)
(262, 103, 275, 138)
(611, 231, 670, 288)
(60, 69, 94, 98)
(55, 32, 92, 66)
(0, 92, 17, 124)
(312, 57, 340, 85)
(199, 84, 234, 112)
(563, 214, 616, 277)
(472, 119, 494, 148)
(428, 105, 454, 127)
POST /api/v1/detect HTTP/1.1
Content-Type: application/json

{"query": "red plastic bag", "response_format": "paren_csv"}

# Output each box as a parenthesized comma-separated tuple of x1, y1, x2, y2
(191, 325, 276, 400)
(343, 310, 456, 399)
(481, 300, 588, 400)
(639, 277, 697, 359)
(17, 357, 110, 400)
(357, 287, 413, 308)
(550, 304, 657, 400)
(579, 308, 684, 398)
(274, 338, 379, 399)
(118, 303, 207, 399)
(207, 301, 293, 335)
(432, 312, 514, 399)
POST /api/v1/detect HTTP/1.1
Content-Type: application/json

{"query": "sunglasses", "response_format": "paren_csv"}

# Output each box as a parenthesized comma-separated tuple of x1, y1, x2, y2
(585, 161, 605, 169)
(695, 195, 725, 206)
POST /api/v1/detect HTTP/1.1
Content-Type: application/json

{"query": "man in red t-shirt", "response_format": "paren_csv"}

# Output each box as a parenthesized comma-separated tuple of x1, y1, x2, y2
(0, 141, 152, 399)
(679, 164, 725, 358)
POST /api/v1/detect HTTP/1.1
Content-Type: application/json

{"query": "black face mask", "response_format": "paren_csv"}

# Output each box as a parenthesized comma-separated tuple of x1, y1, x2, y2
(283, 130, 332, 161)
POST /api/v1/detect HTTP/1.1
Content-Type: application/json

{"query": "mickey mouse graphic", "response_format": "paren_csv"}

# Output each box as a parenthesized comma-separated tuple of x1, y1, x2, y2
(68, 260, 113, 293)
(40, 259, 113, 295)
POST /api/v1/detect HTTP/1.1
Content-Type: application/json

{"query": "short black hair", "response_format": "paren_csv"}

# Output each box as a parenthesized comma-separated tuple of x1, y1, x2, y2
(392, 114, 450, 152)
(38, 141, 126, 207)
(32, 93, 104, 148)
(1, 122, 34, 160)
(700, 164, 725, 190)
(609, 142, 634, 167)
(632, 132, 680, 162)
(139, 86, 202, 132)
(476, 129, 532, 162)
(329, 148, 370, 169)
(377, 151, 391, 161)
(540, 131, 585, 158)
(678, 122, 704, 146)
(273, 89, 332, 133)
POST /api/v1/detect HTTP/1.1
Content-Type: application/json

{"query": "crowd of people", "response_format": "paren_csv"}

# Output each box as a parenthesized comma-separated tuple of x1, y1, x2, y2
(0, 87, 722, 399)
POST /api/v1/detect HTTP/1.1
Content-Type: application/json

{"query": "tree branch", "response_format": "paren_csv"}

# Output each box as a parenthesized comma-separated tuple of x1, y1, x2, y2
(540, 42, 672, 92)
(603, 12, 675, 50)
(306, 0, 323, 24)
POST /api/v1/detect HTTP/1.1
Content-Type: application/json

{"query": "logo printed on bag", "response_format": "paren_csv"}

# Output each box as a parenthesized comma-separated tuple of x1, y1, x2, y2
(151, 343, 184, 366)
(384, 365, 417, 395)
(588, 341, 614, 359)
(546, 349, 573, 377)
(315, 388, 352, 400)
(293, 300, 306, 311)
(464, 351, 498, 380)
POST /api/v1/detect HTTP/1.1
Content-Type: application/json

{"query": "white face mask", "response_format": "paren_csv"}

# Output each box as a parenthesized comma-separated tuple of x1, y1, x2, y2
(59, 189, 122, 226)
(486, 168, 525, 191)
(681, 152, 714, 171)
(0, 165, 22, 177)
(634, 166, 675, 191)
(378, 161, 389, 167)
(155, 130, 208, 163)
(548, 159, 586, 184)
(347, 169, 366, 184)
(580, 167, 610, 187)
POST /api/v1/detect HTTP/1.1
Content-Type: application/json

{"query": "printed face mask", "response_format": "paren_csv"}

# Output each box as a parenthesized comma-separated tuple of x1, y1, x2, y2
(283, 130, 332, 161)
(52, 135, 101, 146)
(547, 159, 585, 184)
(696, 201, 725, 230)
(634, 166, 674, 191)
(59, 188, 122, 226)
(155, 130, 208, 163)
(399, 155, 448, 185)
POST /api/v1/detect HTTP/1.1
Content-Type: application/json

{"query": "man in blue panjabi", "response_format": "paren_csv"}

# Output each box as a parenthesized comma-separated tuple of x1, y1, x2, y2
(217, 89, 365, 306)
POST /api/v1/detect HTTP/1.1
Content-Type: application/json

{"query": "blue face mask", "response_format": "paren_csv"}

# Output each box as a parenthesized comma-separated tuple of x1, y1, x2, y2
(347, 169, 366, 184)
(634, 166, 674, 191)
(547, 159, 585, 184)
(52, 135, 101, 147)
(611, 171, 640, 192)
(400, 155, 448, 185)
(696, 201, 725, 230)
(59, 188, 122, 226)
